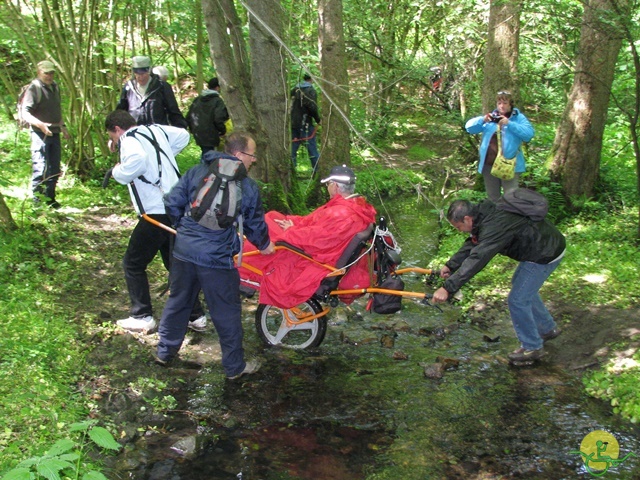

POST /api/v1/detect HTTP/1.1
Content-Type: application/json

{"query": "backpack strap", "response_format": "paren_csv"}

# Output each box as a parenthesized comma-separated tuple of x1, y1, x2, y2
(126, 126, 180, 187)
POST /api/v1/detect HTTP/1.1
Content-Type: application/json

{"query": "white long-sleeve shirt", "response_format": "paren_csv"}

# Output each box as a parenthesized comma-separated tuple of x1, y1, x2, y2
(112, 125, 190, 215)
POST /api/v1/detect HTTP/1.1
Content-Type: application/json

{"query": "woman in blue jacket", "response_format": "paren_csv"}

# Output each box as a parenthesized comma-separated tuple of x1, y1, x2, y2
(465, 91, 534, 201)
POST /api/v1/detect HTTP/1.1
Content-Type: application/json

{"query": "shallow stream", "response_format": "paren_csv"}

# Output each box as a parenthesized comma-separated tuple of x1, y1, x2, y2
(110, 198, 640, 479)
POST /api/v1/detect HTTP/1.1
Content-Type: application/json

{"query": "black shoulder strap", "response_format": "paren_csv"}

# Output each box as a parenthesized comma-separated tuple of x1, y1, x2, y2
(126, 126, 180, 185)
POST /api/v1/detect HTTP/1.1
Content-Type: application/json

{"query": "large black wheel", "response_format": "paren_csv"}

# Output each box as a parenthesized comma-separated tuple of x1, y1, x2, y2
(255, 298, 328, 350)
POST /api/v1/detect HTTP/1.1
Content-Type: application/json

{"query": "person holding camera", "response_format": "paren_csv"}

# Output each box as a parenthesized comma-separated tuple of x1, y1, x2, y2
(465, 91, 534, 201)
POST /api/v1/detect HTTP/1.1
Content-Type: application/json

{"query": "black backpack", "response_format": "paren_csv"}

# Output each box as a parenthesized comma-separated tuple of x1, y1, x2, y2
(189, 156, 247, 230)
(495, 188, 549, 222)
(293, 85, 315, 111)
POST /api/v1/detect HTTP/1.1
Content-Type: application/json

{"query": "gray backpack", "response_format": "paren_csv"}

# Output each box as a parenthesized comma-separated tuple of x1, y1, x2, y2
(189, 156, 247, 230)
(496, 188, 549, 222)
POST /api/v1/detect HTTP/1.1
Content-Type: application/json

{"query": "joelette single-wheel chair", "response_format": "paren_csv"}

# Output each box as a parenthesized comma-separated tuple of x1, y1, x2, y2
(238, 218, 437, 350)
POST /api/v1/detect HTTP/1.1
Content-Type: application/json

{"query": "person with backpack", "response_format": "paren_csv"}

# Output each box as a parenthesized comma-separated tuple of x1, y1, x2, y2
(465, 91, 534, 202)
(116, 56, 187, 129)
(431, 197, 566, 365)
(291, 73, 321, 170)
(186, 77, 230, 154)
(104, 110, 206, 334)
(156, 132, 275, 379)
(20, 60, 70, 208)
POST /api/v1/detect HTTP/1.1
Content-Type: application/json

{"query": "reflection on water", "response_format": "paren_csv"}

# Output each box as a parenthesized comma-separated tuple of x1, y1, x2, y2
(112, 198, 640, 479)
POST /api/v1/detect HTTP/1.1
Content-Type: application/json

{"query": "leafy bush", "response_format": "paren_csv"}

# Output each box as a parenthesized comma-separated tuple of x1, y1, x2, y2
(1, 421, 121, 480)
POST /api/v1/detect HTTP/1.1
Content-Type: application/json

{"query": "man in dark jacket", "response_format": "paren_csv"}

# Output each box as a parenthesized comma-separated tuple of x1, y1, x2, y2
(186, 77, 229, 154)
(291, 74, 321, 169)
(432, 199, 566, 364)
(156, 132, 275, 379)
(116, 56, 187, 129)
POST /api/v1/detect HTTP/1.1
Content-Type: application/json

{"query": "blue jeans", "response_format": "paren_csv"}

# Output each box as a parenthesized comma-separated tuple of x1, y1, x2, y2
(157, 259, 245, 377)
(508, 258, 562, 350)
(291, 125, 319, 169)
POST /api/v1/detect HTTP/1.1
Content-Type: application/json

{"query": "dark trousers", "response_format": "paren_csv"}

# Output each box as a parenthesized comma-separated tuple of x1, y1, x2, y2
(123, 215, 204, 319)
(31, 130, 61, 202)
(157, 259, 245, 377)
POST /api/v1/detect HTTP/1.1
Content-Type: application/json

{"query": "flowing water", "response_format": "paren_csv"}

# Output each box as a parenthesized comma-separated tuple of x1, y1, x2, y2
(111, 198, 640, 479)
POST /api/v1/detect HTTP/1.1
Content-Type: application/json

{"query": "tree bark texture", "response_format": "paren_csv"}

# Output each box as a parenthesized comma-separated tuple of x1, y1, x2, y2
(549, 0, 623, 200)
(318, 0, 350, 177)
(201, 0, 254, 131)
(246, 0, 290, 185)
(0, 191, 17, 233)
(202, 0, 292, 206)
(481, 0, 522, 113)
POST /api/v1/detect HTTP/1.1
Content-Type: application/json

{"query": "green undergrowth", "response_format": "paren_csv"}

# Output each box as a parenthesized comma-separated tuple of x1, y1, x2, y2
(0, 220, 93, 471)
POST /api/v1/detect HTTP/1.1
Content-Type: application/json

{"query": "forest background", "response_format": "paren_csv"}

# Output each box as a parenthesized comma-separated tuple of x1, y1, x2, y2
(0, 0, 639, 477)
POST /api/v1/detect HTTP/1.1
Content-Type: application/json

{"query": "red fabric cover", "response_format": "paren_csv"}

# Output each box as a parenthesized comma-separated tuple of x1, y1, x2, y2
(240, 195, 377, 308)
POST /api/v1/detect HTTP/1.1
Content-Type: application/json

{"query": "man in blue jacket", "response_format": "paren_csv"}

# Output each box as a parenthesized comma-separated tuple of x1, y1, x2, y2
(432, 198, 565, 364)
(465, 91, 534, 201)
(156, 132, 275, 379)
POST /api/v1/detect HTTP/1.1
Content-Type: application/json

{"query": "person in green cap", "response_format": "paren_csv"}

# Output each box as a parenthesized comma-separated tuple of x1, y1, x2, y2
(20, 59, 70, 208)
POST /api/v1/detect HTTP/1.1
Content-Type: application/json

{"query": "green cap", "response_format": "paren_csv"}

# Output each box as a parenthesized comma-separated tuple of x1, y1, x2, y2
(37, 60, 55, 73)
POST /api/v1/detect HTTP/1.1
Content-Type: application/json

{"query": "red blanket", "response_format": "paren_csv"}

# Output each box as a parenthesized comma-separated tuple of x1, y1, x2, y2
(240, 195, 377, 308)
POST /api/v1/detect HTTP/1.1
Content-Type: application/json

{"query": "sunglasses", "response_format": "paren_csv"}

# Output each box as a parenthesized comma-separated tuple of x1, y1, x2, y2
(133, 68, 150, 74)
(497, 90, 511, 96)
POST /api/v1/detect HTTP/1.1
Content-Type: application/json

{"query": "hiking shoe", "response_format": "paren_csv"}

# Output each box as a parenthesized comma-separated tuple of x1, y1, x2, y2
(227, 358, 262, 380)
(188, 315, 207, 332)
(116, 315, 157, 334)
(508, 347, 545, 362)
(153, 355, 202, 369)
(541, 327, 562, 342)
(154, 355, 172, 367)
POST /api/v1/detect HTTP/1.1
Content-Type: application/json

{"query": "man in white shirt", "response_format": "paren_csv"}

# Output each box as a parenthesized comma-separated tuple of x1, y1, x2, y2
(104, 110, 206, 333)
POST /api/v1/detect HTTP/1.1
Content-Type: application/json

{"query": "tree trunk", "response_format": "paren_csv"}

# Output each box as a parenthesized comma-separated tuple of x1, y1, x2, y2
(549, 0, 623, 201)
(481, 0, 522, 112)
(0, 191, 17, 233)
(318, 0, 350, 178)
(201, 0, 255, 130)
(246, 0, 290, 188)
(194, 0, 205, 92)
(202, 0, 292, 209)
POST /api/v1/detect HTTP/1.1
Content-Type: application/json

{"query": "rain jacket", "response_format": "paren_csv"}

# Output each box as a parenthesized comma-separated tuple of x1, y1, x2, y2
(240, 194, 377, 308)
(117, 73, 188, 129)
(164, 151, 271, 270)
(465, 108, 534, 174)
(443, 200, 566, 294)
(186, 90, 229, 148)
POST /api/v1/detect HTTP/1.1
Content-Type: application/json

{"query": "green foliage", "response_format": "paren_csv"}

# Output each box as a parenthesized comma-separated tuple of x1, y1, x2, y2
(584, 358, 640, 424)
(355, 163, 431, 200)
(1, 421, 119, 480)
